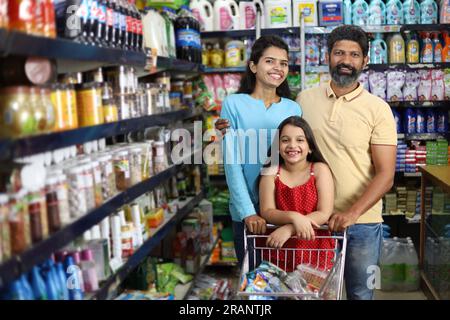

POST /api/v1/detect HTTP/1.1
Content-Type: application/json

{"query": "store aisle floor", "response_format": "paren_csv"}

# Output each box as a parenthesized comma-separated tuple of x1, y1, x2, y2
(374, 289, 427, 300)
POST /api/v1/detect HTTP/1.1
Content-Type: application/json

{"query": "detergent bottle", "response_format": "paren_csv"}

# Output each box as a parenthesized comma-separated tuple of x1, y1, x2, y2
(389, 33, 406, 63)
(386, 0, 404, 24)
(442, 32, 450, 62)
(432, 33, 443, 63)
(293, 0, 319, 26)
(213, 0, 240, 31)
(440, 0, 450, 23)
(406, 32, 420, 63)
(190, 0, 214, 31)
(370, 33, 388, 64)
(421, 32, 434, 63)
(420, 0, 438, 24)
(403, 0, 420, 24)
(265, 0, 293, 28)
(368, 0, 386, 25)
(239, 0, 265, 29)
(351, 0, 369, 25)
(343, 0, 353, 24)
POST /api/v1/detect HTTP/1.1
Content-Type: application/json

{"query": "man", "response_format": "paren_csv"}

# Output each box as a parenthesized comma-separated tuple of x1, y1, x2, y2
(297, 25, 397, 300)
(215, 25, 397, 300)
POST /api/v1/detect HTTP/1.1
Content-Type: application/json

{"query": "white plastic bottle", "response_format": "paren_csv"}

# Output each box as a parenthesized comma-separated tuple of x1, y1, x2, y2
(404, 243, 420, 291)
(265, 0, 293, 28)
(238, 0, 265, 29)
(213, 0, 240, 31)
(190, 0, 214, 31)
(293, 0, 319, 26)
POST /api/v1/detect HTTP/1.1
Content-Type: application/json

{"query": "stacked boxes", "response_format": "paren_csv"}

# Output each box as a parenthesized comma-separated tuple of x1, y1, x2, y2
(384, 192, 397, 214)
(405, 149, 417, 173)
(406, 189, 418, 218)
(416, 146, 427, 172)
(396, 141, 407, 172)
(427, 140, 449, 165)
(425, 186, 433, 216)
(396, 186, 407, 214)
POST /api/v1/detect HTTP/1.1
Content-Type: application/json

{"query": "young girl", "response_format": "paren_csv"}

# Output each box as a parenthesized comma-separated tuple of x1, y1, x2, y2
(258, 116, 335, 272)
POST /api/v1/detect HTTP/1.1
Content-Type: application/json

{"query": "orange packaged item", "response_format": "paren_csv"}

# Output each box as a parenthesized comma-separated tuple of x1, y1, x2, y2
(146, 208, 164, 228)
(8, 0, 37, 34)
(65, 84, 78, 129)
(76, 82, 104, 127)
(0, 0, 8, 28)
(50, 83, 68, 131)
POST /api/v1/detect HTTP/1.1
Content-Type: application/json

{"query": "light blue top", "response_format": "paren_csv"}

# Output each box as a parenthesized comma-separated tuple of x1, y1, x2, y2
(220, 93, 302, 222)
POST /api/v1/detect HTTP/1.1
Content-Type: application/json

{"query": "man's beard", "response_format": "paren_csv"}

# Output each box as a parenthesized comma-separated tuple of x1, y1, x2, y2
(330, 63, 362, 87)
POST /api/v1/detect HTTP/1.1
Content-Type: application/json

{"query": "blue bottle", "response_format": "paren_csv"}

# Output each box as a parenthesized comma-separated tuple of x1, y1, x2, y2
(20, 275, 34, 300)
(7, 280, 27, 300)
(416, 109, 426, 133)
(405, 108, 416, 134)
(392, 109, 402, 133)
(64, 256, 84, 300)
(42, 260, 59, 300)
(352, 0, 369, 25)
(370, 33, 388, 64)
(426, 109, 436, 133)
(368, 0, 386, 25)
(437, 110, 448, 133)
(56, 262, 69, 300)
(30, 266, 47, 300)
(343, 0, 353, 24)
(420, 0, 438, 24)
(403, 0, 420, 24)
(386, 0, 404, 24)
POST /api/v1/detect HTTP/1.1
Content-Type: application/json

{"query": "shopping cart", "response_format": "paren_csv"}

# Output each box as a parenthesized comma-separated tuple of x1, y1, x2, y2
(237, 225, 347, 300)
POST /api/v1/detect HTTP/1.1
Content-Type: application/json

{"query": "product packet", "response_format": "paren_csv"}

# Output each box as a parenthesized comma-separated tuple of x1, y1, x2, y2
(431, 69, 445, 101)
(369, 71, 387, 100)
(403, 71, 420, 101)
(296, 264, 328, 292)
(418, 70, 432, 101)
(387, 71, 405, 101)
(444, 69, 450, 100)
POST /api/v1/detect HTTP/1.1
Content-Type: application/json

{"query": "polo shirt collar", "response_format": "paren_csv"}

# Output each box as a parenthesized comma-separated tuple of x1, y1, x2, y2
(326, 81, 364, 101)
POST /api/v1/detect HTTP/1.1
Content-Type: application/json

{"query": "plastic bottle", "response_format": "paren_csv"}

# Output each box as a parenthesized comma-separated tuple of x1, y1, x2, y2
(238, 0, 265, 29)
(210, 43, 224, 68)
(380, 240, 396, 290)
(8, 279, 27, 300)
(406, 32, 420, 63)
(386, 0, 404, 24)
(20, 274, 35, 300)
(416, 109, 426, 133)
(112, 0, 122, 48)
(443, 32, 450, 62)
(368, 0, 386, 25)
(426, 109, 436, 133)
(441, 0, 450, 23)
(30, 266, 48, 300)
(420, 0, 438, 24)
(370, 33, 388, 64)
(175, 6, 201, 63)
(213, 0, 240, 30)
(80, 249, 99, 293)
(306, 35, 321, 66)
(225, 40, 246, 67)
(161, 7, 177, 58)
(351, 0, 369, 25)
(293, 0, 319, 27)
(421, 32, 434, 63)
(118, 0, 128, 50)
(432, 33, 443, 63)
(405, 108, 416, 134)
(64, 255, 84, 300)
(96, 0, 108, 46)
(437, 110, 448, 133)
(42, 261, 59, 300)
(389, 33, 406, 63)
(264, 0, 292, 28)
(404, 243, 420, 291)
(403, 0, 420, 24)
(343, 0, 352, 24)
(190, 0, 214, 31)
(56, 262, 69, 300)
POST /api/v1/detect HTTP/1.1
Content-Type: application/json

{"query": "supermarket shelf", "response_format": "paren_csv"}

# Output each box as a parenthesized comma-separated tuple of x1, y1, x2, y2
(0, 163, 192, 289)
(401, 24, 450, 32)
(0, 29, 146, 67)
(202, 65, 300, 73)
(389, 101, 450, 108)
(404, 133, 446, 140)
(174, 235, 221, 300)
(0, 108, 198, 161)
(306, 63, 450, 73)
(139, 56, 203, 76)
(91, 192, 204, 300)
(404, 172, 422, 177)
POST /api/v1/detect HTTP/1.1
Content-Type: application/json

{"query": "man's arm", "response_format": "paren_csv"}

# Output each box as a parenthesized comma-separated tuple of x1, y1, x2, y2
(328, 144, 397, 232)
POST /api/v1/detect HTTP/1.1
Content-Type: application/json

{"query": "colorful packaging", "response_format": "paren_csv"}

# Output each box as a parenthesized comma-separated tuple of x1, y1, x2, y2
(431, 69, 445, 101)
(418, 70, 432, 101)
(403, 71, 420, 101)
(404, 108, 416, 134)
(426, 109, 436, 133)
(444, 69, 450, 100)
(387, 71, 405, 101)
(369, 71, 387, 100)
(416, 109, 426, 133)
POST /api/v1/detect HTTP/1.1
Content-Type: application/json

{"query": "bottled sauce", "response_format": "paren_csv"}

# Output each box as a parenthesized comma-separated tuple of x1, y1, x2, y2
(406, 32, 420, 63)
(9, 190, 30, 255)
(175, 6, 201, 63)
(28, 197, 43, 244)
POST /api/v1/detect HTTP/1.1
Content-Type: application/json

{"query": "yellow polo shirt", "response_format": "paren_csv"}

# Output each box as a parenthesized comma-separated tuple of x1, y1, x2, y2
(297, 81, 397, 224)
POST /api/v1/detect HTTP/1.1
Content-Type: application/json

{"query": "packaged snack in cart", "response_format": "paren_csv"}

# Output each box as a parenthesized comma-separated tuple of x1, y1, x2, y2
(284, 270, 310, 294)
(369, 71, 387, 100)
(403, 71, 420, 101)
(296, 264, 328, 292)
(386, 71, 405, 101)
(418, 70, 432, 101)
(431, 69, 445, 101)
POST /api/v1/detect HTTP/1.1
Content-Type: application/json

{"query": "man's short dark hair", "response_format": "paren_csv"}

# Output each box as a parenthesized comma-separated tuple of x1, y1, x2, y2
(327, 25, 369, 57)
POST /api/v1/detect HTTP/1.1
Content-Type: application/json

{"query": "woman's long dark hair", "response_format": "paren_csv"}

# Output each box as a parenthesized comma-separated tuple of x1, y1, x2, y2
(237, 35, 291, 99)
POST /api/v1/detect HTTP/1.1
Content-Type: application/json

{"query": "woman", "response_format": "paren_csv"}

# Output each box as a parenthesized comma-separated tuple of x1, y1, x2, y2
(220, 35, 302, 266)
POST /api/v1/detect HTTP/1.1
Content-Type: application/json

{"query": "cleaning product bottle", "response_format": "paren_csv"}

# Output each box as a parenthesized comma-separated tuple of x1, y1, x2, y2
(225, 40, 246, 67)
(7, 280, 27, 300)
(42, 263, 59, 300)
(386, 0, 404, 24)
(190, 0, 214, 31)
(420, 0, 438, 24)
(20, 275, 34, 300)
(442, 32, 450, 62)
(441, 0, 450, 23)
(433, 32, 443, 62)
(56, 261, 69, 300)
(343, 0, 352, 24)
(421, 32, 434, 63)
(265, 0, 293, 28)
(370, 33, 388, 64)
(389, 33, 406, 63)
(403, 0, 420, 24)
(213, 0, 240, 31)
(210, 43, 224, 68)
(368, 0, 386, 25)
(64, 255, 84, 300)
(30, 266, 47, 300)
(406, 32, 420, 63)
(293, 0, 319, 27)
(351, 0, 369, 25)
(238, 0, 265, 29)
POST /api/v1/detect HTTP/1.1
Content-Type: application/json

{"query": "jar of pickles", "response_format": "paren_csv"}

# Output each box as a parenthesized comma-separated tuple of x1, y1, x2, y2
(129, 147, 143, 186)
(96, 153, 117, 200)
(0, 194, 11, 263)
(0, 86, 36, 138)
(76, 82, 104, 127)
(45, 176, 61, 234)
(113, 150, 131, 191)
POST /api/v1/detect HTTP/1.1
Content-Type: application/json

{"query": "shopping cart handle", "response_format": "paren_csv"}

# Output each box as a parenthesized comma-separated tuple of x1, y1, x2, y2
(265, 224, 330, 230)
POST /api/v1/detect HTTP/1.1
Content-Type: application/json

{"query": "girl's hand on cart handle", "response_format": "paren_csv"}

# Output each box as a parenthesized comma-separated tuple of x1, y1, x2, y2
(266, 225, 293, 248)
(291, 214, 319, 241)
(215, 118, 230, 135)
(244, 215, 267, 234)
